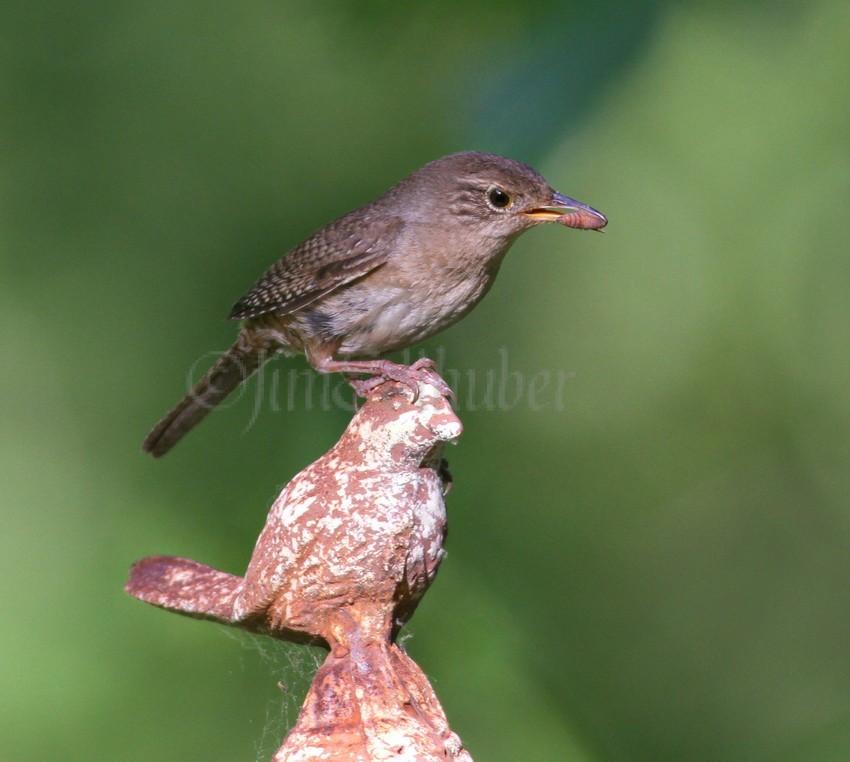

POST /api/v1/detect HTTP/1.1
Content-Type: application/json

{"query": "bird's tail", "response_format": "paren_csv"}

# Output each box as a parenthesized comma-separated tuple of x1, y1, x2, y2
(125, 555, 244, 624)
(142, 331, 272, 457)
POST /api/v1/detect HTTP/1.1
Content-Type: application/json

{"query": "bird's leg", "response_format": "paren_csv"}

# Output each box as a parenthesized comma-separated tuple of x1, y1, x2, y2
(309, 353, 453, 399)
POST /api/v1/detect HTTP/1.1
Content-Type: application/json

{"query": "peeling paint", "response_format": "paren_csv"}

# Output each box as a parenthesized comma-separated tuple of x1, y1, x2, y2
(126, 377, 471, 759)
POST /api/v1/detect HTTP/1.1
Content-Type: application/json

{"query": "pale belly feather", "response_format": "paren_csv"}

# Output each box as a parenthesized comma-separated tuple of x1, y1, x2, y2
(303, 271, 497, 358)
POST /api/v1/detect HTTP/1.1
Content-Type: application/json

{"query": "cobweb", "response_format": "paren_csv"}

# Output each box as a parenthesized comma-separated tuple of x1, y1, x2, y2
(217, 624, 422, 759)
(220, 629, 326, 762)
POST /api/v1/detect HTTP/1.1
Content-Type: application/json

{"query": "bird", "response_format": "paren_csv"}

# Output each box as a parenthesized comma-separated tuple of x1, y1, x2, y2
(130, 379, 461, 645)
(142, 151, 606, 456)
(128, 379, 469, 757)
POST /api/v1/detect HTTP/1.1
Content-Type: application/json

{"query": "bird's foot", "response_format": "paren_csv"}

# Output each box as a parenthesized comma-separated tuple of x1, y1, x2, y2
(311, 354, 453, 400)
(347, 358, 453, 401)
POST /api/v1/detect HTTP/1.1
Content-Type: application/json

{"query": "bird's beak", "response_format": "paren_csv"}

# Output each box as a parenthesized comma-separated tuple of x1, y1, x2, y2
(524, 192, 608, 231)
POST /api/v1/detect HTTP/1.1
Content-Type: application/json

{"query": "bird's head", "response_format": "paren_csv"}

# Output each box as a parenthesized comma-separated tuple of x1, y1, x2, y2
(393, 151, 607, 243)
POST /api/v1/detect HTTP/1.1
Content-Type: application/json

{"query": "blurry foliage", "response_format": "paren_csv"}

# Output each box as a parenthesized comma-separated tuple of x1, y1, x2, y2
(2, 1, 848, 760)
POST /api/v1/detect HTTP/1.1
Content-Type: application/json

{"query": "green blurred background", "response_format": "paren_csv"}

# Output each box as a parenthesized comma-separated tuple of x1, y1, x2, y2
(3, 1, 849, 759)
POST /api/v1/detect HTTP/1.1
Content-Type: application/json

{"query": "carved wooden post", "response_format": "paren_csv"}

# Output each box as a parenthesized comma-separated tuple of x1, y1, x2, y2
(127, 378, 472, 760)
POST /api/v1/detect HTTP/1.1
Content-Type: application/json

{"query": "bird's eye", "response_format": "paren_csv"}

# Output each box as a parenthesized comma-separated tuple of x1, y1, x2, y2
(487, 187, 511, 209)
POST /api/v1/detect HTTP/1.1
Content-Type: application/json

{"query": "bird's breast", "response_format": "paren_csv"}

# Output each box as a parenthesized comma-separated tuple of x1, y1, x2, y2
(292, 235, 511, 357)
(334, 265, 497, 356)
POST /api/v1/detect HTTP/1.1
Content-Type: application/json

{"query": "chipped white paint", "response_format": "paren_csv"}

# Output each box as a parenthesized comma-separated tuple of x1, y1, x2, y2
(126, 377, 471, 760)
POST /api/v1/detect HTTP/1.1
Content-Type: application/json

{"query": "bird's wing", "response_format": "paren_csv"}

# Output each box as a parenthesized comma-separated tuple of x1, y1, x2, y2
(228, 213, 403, 320)
(234, 480, 310, 619)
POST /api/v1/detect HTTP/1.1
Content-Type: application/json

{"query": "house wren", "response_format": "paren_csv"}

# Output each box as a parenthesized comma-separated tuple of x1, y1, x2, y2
(143, 151, 606, 456)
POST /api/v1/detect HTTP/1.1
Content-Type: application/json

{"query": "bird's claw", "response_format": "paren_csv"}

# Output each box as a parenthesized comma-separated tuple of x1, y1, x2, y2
(348, 358, 453, 401)
(409, 358, 454, 398)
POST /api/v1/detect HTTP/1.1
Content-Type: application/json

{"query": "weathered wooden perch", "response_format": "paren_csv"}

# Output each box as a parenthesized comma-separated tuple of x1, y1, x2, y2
(126, 378, 472, 761)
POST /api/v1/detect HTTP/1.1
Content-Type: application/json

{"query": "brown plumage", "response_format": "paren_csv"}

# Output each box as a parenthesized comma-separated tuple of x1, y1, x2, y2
(142, 151, 606, 456)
